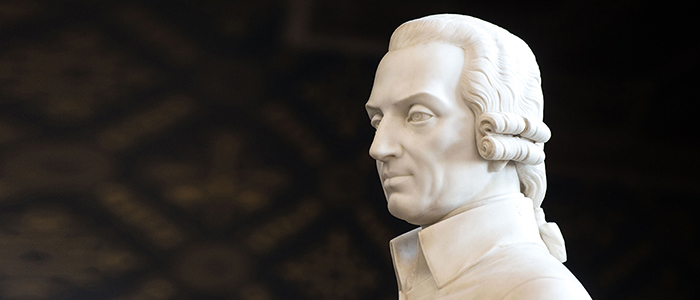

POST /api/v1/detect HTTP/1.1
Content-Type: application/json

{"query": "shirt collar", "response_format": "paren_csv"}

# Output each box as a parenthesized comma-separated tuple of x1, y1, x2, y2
(389, 193, 547, 290)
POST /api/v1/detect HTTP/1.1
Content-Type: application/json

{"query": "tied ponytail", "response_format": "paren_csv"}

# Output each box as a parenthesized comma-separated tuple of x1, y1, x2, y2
(477, 112, 566, 262)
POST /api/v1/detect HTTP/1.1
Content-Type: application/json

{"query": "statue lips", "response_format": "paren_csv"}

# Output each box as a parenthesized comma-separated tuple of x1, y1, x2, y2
(382, 172, 412, 190)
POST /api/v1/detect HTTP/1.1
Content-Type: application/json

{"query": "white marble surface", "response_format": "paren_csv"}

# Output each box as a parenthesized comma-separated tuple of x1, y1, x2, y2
(366, 14, 590, 299)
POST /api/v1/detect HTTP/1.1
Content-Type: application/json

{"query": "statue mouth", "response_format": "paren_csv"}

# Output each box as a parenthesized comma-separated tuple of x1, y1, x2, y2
(383, 175, 411, 187)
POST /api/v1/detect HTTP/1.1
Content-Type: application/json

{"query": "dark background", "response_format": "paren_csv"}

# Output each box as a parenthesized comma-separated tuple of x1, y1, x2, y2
(0, 0, 696, 299)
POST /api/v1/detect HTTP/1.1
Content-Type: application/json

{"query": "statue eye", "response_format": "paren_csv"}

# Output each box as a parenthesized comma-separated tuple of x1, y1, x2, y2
(407, 105, 434, 123)
(408, 111, 433, 123)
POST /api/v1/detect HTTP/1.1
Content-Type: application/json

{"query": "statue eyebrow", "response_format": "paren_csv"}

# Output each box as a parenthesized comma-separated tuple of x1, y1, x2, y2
(395, 92, 441, 108)
(366, 92, 442, 118)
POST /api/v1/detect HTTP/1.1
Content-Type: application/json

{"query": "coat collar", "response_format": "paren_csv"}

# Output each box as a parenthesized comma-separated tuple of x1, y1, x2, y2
(389, 193, 547, 290)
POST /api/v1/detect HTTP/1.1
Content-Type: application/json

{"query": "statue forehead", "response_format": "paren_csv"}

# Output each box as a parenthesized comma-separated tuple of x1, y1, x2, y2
(367, 42, 465, 107)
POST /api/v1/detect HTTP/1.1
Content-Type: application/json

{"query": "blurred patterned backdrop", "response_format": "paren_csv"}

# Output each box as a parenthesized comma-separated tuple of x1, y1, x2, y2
(0, 0, 696, 299)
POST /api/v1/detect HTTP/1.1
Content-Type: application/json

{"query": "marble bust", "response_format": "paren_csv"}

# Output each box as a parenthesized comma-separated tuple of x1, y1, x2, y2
(365, 14, 591, 299)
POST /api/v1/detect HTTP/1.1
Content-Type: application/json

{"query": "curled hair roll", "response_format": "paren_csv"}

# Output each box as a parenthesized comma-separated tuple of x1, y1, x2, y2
(478, 134, 545, 165)
(478, 112, 551, 143)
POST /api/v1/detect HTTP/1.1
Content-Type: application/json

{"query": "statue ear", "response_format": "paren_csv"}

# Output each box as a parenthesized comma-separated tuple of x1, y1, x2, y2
(487, 160, 508, 173)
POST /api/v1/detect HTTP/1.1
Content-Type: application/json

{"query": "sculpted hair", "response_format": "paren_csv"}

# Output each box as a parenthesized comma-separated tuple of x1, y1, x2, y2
(388, 14, 547, 205)
(388, 14, 567, 262)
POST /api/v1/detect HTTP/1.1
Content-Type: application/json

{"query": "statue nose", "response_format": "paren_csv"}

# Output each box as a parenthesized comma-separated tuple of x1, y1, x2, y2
(369, 121, 402, 161)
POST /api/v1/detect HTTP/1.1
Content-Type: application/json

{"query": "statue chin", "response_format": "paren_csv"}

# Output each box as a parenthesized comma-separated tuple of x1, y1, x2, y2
(386, 195, 412, 219)
(386, 194, 436, 226)
(386, 194, 418, 223)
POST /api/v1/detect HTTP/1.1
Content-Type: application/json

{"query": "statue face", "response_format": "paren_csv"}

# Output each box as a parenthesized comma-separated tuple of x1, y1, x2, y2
(366, 42, 493, 226)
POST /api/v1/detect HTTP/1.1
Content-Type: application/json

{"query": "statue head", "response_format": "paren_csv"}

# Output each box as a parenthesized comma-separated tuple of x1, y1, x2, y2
(366, 14, 550, 227)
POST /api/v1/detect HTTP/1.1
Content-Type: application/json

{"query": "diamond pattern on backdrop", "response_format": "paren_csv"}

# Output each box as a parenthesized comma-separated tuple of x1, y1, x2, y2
(0, 1, 696, 300)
